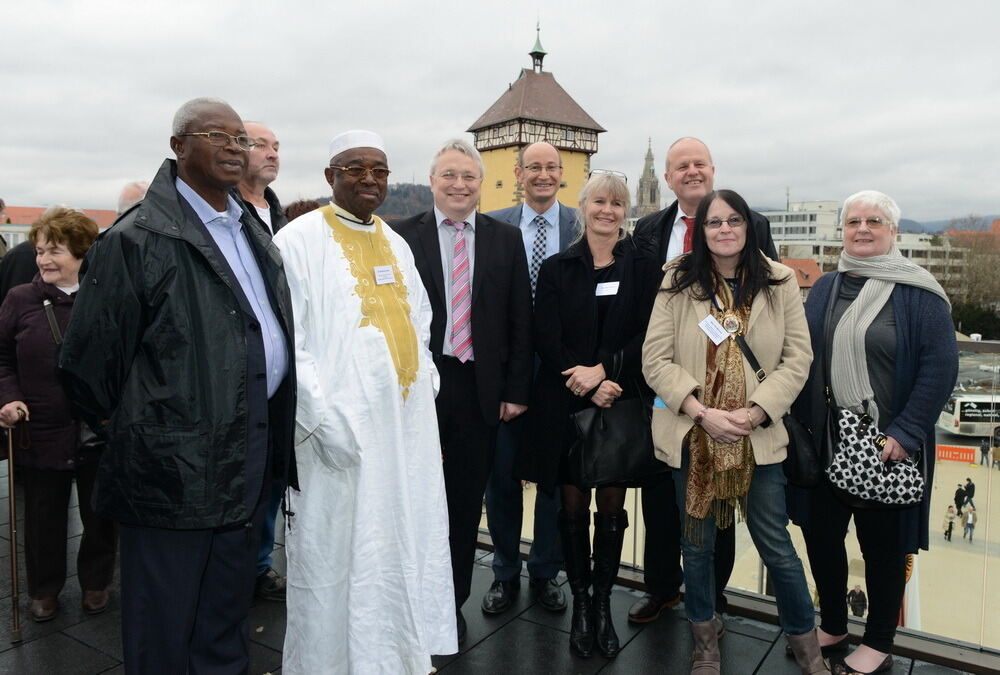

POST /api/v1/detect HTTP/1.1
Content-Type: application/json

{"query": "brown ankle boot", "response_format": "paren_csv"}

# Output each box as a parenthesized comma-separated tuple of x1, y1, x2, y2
(786, 630, 831, 673)
(690, 619, 720, 673)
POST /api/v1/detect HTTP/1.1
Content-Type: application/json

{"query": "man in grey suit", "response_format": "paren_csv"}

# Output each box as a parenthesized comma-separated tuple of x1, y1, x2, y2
(481, 141, 576, 615)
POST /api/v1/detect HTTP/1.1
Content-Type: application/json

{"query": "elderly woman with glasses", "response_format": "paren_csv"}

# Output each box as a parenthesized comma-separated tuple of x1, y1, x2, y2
(520, 171, 662, 659)
(788, 191, 957, 675)
(643, 189, 827, 673)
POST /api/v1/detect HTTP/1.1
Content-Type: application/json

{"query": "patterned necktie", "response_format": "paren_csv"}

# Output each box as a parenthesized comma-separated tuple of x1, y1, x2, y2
(682, 216, 695, 253)
(446, 219, 474, 362)
(529, 215, 548, 297)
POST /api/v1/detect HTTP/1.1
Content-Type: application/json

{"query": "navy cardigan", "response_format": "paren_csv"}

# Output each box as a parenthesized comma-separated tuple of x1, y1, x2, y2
(788, 271, 958, 552)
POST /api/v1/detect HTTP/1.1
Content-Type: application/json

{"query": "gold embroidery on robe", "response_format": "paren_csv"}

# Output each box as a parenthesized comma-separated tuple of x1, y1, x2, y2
(321, 205, 419, 400)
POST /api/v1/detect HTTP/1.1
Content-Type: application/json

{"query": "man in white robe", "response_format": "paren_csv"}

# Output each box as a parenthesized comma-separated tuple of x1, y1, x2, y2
(274, 130, 456, 674)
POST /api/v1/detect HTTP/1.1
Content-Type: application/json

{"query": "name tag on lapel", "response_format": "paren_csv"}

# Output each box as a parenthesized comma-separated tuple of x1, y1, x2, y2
(698, 314, 729, 346)
(374, 265, 396, 285)
(595, 281, 619, 296)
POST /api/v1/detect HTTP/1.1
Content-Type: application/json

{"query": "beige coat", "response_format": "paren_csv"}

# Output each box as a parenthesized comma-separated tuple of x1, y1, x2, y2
(642, 259, 812, 468)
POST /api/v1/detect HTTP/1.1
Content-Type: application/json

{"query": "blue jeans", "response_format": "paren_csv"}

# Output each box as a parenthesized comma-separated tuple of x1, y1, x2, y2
(485, 416, 563, 581)
(673, 458, 814, 635)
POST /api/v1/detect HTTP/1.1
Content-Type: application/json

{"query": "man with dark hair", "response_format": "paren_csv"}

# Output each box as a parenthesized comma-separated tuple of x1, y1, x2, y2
(628, 137, 777, 626)
(59, 97, 295, 674)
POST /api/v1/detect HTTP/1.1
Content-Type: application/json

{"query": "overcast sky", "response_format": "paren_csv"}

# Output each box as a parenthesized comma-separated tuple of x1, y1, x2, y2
(2, 1, 997, 222)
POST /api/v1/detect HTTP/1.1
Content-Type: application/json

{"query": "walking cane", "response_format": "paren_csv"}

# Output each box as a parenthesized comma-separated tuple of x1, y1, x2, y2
(7, 410, 25, 643)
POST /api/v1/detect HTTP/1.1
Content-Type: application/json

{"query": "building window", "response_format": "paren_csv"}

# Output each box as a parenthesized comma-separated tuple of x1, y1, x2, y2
(495, 181, 503, 189)
(564, 129, 575, 141)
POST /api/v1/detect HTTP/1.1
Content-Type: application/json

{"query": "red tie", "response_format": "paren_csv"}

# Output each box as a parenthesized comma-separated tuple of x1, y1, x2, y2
(682, 216, 695, 253)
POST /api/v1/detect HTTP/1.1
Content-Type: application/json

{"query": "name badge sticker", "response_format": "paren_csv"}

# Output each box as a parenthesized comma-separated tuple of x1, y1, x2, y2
(698, 314, 729, 346)
(374, 265, 396, 285)
(595, 281, 620, 296)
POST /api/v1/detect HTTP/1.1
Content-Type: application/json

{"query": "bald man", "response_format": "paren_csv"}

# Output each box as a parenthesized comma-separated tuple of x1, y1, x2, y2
(628, 137, 776, 626)
(480, 141, 576, 616)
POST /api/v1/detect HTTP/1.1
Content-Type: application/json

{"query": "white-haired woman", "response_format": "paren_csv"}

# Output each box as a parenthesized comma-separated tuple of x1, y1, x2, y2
(520, 171, 662, 659)
(789, 191, 957, 674)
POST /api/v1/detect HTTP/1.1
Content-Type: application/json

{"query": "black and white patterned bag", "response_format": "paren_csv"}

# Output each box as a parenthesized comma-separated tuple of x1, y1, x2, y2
(825, 407, 924, 506)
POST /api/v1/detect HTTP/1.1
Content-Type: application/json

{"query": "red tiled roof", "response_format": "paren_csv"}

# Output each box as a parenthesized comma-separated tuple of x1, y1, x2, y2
(3, 206, 118, 229)
(468, 68, 605, 133)
(947, 219, 1000, 251)
(781, 258, 823, 288)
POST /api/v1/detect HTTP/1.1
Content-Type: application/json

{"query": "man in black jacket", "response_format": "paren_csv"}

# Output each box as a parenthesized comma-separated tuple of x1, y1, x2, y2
(237, 120, 289, 602)
(390, 138, 533, 644)
(59, 98, 295, 675)
(627, 137, 777, 625)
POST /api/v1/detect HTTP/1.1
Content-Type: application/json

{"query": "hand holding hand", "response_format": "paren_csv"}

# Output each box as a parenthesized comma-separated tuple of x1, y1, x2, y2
(562, 364, 606, 397)
(590, 380, 623, 408)
(700, 408, 752, 444)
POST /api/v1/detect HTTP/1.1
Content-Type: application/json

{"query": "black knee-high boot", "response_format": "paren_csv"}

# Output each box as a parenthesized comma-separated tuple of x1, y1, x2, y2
(592, 510, 628, 658)
(558, 510, 594, 658)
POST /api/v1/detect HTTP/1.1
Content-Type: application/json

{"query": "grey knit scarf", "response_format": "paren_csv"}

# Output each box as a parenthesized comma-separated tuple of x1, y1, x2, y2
(830, 246, 950, 427)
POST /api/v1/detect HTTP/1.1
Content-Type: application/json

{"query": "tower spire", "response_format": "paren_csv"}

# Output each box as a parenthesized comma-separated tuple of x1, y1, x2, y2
(530, 22, 547, 73)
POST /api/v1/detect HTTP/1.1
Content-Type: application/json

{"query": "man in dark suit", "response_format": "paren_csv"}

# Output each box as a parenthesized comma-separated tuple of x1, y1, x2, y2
(390, 138, 533, 644)
(480, 141, 575, 616)
(628, 137, 777, 625)
(59, 98, 296, 674)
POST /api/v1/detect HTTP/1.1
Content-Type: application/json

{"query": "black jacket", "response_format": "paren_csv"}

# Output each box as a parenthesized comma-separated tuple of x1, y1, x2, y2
(59, 159, 296, 528)
(517, 235, 661, 492)
(390, 210, 533, 422)
(632, 200, 778, 263)
(239, 186, 288, 236)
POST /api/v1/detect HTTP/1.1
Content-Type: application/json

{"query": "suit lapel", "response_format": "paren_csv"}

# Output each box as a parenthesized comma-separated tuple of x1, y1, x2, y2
(416, 211, 446, 304)
(471, 213, 493, 307)
(558, 203, 576, 252)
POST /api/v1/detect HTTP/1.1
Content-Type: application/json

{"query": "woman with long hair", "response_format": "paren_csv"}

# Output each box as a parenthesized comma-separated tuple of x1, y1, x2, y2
(643, 189, 826, 673)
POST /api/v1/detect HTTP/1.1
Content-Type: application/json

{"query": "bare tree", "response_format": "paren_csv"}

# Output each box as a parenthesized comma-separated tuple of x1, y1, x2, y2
(948, 216, 1000, 307)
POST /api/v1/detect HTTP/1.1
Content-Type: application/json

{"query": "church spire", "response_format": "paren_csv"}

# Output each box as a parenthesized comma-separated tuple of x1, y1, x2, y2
(530, 22, 547, 73)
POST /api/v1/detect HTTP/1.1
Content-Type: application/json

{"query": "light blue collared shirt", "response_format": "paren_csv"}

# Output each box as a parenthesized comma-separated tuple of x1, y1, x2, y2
(175, 178, 289, 397)
(518, 201, 560, 261)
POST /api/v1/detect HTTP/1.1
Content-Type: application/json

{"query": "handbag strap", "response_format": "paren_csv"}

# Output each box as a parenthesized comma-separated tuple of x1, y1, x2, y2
(43, 299, 63, 345)
(822, 274, 841, 408)
(733, 335, 766, 383)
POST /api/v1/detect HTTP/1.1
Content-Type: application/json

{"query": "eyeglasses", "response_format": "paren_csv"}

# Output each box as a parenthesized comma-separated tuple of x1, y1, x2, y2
(521, 163, 562, 174)
(329, 165, 392, 181)
(588, 169, 627, 184)
(845, 217, 890, 229)
(435, 171, 482, 183)
(179, 131, 255, 151)
(705, 216, 746, 229)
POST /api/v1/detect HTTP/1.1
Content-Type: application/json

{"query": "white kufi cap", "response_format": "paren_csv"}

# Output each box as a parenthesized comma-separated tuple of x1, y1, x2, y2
(328, 130, 386, 161)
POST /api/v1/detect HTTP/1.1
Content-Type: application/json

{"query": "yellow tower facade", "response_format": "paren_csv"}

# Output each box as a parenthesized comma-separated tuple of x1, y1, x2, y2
(468, 31, 605, 213)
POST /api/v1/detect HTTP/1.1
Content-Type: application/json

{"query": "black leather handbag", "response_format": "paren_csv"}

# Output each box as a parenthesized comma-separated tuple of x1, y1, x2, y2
(733, 334, 821, 488)
(568, 353, 668, 485)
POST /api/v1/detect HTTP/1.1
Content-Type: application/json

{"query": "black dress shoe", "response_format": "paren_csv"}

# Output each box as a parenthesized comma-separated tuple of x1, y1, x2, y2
(786, 632, 848, 658)
(529, 577, 567, 612)
(456, 609, 467, 645)
(481, 578, 520, 614)
(30, 597, 59, 623)
(255, 567, 287, 601)
(829, 653, 893, 674)
(627, 592, 680, 623)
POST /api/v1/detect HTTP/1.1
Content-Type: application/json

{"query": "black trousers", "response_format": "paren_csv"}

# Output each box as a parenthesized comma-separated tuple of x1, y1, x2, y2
(21, 462, 117, 599)
(119, 504, 264, 675)
(640, 472, 735, 612)
(435, 356, 497, 609)
(800, 481, 905, 654)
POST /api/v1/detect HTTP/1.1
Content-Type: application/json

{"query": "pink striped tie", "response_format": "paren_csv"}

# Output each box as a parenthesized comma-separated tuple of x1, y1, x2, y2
(447, 219, 474, 362)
